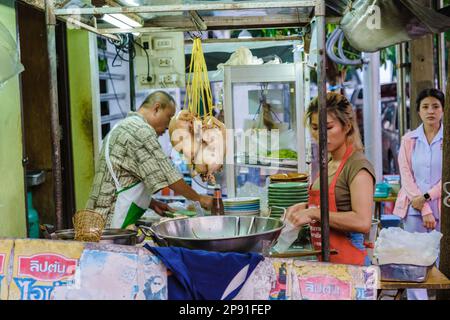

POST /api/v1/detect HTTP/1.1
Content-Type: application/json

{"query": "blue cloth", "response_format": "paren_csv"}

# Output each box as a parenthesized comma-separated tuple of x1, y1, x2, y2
(145, 245, 264, 300)
(407, 124, 443, 219)
(348, 232, 371, 266)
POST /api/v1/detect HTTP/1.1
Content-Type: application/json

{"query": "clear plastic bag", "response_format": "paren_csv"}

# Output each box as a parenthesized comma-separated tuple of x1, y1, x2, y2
(374, 227, 442, 266)
(272, 219, 301, 253)
(0, 21, 24, 87)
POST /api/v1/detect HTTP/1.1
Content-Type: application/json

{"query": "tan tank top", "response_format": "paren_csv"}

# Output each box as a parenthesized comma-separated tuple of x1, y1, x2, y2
(311, 151, 376, 212)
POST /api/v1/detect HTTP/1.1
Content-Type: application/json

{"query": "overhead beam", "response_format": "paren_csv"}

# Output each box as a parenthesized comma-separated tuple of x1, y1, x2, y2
(97, 14, 340, 34)
(55, 1, 318, 15)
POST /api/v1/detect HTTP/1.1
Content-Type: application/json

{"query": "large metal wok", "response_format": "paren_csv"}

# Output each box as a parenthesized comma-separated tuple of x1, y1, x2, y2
(140, 216, 285, 253)
(42, 227, 143, 246)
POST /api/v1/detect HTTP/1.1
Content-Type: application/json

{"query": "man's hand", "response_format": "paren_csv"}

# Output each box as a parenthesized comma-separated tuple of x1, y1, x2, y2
(411, 195, 426, 211)
(150, 199, 174, 217)
(423, 214, 437, 230)
(199, 195, 213, 210)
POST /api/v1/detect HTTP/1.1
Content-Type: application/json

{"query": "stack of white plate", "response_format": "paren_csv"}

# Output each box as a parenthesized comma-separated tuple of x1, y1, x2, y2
(223, 197, 260, 216)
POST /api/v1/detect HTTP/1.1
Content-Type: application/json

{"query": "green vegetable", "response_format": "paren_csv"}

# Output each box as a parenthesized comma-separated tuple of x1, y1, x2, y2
(267, 149, 298, 159)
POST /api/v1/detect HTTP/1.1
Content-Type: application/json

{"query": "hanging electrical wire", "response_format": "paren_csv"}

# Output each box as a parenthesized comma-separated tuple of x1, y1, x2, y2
(326, 27, 365, 66)
(106, 33, 152, 82)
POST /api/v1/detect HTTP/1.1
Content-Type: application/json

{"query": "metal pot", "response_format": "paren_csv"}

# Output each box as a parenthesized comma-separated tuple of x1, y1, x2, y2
(53, 228, 142, 246)
(140, 216, 285, 253)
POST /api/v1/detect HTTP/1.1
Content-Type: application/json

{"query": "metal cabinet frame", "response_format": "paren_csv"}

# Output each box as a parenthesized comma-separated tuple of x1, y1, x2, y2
(223, 63, 306, 198)
(41, 0, 331, 260)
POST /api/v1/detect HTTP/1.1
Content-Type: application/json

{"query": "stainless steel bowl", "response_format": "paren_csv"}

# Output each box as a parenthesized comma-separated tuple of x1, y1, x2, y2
(54, 228, 139, 246)
(144, 216, 285, 253)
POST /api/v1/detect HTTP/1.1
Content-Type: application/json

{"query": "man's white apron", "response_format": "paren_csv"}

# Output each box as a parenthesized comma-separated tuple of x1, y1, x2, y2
(105, 120, 151, 228)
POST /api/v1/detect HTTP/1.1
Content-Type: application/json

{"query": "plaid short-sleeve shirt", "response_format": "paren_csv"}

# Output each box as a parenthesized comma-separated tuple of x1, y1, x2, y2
(86, 112, 183, 227)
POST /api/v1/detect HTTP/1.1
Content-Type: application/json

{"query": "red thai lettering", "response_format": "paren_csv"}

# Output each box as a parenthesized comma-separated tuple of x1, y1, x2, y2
(18, 254, 77, 281)
(0, 254, 5, 274)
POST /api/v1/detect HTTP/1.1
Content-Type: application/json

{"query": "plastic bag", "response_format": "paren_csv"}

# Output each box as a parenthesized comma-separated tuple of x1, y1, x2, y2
(0, 21, 24, 87)
(272, 219, 301, 253)
(216, 47, 263, 75)
(373, 227, 442, 266)
(340, 0, 450, 52)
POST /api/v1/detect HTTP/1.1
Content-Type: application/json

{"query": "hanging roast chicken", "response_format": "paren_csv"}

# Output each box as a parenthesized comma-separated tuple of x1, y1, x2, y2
(168, 38, 226, 184)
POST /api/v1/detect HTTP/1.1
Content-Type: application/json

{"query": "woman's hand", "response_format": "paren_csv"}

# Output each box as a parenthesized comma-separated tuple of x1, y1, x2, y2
(286, 203, 318, 228)
(422, 214, 437, 230)
(411, 195, 426, 211)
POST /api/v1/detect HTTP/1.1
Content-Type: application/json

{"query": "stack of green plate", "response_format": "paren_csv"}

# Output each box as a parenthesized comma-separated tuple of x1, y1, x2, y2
(268, 182, 309, 218)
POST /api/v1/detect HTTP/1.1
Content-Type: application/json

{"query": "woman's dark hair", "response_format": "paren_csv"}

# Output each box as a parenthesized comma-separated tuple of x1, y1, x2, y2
(416, 88, 445, 112)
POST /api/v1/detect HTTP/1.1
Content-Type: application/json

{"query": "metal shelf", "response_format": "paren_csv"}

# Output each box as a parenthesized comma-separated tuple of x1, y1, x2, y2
(99, 72, 126, 81)
(236, 162, 299, 172)
(100, 93, 126, 101)
(101, 114, 126, 124)
(98, 51, 119, 60)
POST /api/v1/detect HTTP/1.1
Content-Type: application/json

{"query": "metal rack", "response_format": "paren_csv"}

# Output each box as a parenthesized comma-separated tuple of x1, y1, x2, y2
(223, 63, 307, 198)
(42, 0, 331, 261)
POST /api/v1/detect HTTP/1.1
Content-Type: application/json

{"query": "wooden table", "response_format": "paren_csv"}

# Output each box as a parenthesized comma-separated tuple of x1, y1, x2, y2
(379, 267, 450, 299)
(374, 196, 397, 220)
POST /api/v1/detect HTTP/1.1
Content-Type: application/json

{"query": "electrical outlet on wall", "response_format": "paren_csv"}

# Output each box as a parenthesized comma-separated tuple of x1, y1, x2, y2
(159, 74, 178, 85)
(134, 32, 185, 89)
(158, 57, 173, 67)
(139, 74, 155, 85)
(138, 35, 152, 55)
(153, 38, 173, 50)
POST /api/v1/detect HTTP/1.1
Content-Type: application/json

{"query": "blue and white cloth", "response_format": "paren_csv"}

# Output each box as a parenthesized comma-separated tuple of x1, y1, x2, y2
(145, 245, 264, 300)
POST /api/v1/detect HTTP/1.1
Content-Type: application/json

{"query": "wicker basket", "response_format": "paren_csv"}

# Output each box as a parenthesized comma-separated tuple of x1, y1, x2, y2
(73, 209, 106, 242)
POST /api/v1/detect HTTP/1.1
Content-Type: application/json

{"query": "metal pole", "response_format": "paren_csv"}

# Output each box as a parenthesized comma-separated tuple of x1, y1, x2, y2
(436, 0, 446, 91)
(315, 0, 330, 262)
(128, 34, 136, 112)
(362, 52, 383, 182)
(45, 0, 64, 230)
(437, 42, 450, 300)
(396, 43, 408, 138)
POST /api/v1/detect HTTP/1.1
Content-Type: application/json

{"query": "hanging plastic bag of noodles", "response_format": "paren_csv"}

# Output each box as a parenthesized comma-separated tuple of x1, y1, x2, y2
(168, 37, 226, 184)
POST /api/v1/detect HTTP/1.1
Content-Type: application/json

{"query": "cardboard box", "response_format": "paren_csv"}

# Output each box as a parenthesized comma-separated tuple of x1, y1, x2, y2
(0, 239, 14, 300)
(9, 239, 84, 300)
(51, 244, 167, 300)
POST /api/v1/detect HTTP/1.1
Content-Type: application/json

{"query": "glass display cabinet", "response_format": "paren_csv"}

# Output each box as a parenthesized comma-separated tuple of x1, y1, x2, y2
(223, 63, 308, 198)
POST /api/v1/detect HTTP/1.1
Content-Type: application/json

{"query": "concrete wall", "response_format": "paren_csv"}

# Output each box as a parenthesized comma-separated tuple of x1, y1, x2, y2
(66, 30, 97, 210)
(0, 0, 27, 237)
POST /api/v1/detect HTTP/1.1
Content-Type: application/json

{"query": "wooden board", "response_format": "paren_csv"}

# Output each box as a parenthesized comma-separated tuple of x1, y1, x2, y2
(380, 267, 450, 290)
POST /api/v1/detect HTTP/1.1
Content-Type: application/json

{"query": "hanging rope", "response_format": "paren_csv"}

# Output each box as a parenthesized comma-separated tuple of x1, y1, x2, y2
(184, 37, 214, 119)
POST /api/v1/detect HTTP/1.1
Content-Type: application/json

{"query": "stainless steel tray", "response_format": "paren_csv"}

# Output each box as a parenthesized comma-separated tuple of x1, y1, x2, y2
(379, 263, 434, 283)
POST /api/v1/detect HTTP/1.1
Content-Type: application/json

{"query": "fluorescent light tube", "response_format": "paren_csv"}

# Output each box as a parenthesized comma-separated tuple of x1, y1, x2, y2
(102, 13, 142, 29)
(110, 13, 142, 28)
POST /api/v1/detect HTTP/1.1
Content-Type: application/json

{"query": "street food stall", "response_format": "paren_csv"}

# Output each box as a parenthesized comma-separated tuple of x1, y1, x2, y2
(1, 0, 449, 301)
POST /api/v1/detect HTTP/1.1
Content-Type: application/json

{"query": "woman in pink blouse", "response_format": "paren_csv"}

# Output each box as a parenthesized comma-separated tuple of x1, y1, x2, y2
(393, 88, 444, 300)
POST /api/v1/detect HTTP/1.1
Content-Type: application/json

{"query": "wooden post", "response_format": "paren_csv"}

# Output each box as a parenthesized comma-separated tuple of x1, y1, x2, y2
(436, 41, 450, 301)
(409, 0, 435, 130)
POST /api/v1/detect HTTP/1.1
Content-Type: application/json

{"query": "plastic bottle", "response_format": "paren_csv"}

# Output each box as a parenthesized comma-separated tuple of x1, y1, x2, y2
(27, 191, 40, 238)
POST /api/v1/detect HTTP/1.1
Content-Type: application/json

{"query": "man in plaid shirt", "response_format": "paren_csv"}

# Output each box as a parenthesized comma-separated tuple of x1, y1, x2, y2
(87, 91, 212, 228)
